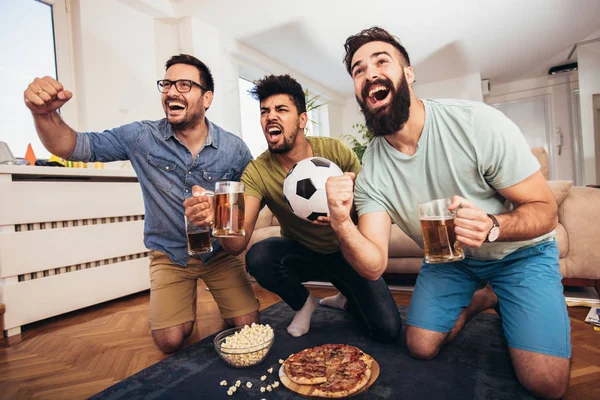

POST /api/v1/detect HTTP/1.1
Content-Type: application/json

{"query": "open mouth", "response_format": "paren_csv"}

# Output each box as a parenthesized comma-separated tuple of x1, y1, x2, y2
(167, 100, 186, 113)
(365, 83, 391, 108)
(267, 124, 283, 138)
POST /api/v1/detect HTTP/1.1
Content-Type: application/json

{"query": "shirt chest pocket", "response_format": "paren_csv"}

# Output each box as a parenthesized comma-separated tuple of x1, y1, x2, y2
(147, 153, 178, 193)
(202, 169, 233, 184)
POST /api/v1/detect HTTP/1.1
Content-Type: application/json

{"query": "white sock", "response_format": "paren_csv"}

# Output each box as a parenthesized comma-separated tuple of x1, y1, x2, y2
(319, 292, 347, 310)
(287, 293, 318, 337)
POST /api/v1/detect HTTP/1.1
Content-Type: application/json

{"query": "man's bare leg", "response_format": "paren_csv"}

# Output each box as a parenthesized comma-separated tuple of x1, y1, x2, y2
(152, 321, 195, 354)
(152, 310, 259, 354)
(225, 310, 260, 327)
(510, 348, 570, 399)
(406, 285, 498, 359)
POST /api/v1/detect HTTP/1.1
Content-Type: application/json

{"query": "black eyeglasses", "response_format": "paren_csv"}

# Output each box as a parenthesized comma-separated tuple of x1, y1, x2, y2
(157, 79, 208, 93)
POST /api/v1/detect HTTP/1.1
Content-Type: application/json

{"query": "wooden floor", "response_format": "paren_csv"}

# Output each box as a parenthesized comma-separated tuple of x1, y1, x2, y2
(1, 283, 599, 400)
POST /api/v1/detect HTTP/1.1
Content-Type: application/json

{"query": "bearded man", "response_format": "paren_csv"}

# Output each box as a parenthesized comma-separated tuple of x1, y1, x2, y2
(185, 74, 401, 341)
(326, 27, 570, 399)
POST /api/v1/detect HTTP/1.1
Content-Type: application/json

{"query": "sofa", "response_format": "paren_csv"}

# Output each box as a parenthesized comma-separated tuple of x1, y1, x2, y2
(242, 148, 600, 290)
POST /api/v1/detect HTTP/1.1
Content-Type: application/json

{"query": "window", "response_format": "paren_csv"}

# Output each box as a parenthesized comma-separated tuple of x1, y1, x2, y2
(238, 78, 267, 158)
(0, 0, 73, 160)
(306, 97, 329, 138)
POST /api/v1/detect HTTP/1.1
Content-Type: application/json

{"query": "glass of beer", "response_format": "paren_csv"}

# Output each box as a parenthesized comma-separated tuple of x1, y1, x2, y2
(418, 198, 465, 264)
(213, 181, 245, 237)
(186, 216, 213, 255)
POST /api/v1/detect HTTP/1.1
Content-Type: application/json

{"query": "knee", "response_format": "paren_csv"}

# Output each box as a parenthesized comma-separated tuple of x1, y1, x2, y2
(152, 325, 190, 354)
(152, 333, 184, 354)
(245, 240, 272, 277)
(246, 239, 286, 281)
(406, 328, 441, 360)
(371, 316, 402, 344)
(518, 373, 569, 399)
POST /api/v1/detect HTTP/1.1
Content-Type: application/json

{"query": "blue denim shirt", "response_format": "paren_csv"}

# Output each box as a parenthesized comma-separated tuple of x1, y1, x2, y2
(70, 118, 253, 266)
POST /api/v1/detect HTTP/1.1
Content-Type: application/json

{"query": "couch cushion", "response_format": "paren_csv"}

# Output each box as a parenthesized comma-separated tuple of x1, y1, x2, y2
(557, 186, 600, 279)
(555, 223, 568, 259)
(531, 147, 550, 180)
(547, 180, 573, 206)
(254, 206, 274, 230)
(388, 224, 424, 258)
(386, 257, 423, 274)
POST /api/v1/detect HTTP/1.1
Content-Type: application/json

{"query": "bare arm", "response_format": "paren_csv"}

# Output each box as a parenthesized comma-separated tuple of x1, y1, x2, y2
(326, 173, 392, 280)
(495, 171, 558, 240)
(332, 211, 392, 280)
(450, 171, 558, 247)
(24, 76, 77, 159)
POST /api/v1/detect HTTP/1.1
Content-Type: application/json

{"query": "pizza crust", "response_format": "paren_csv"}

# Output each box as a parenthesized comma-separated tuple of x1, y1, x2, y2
(312, 368, 371, 398)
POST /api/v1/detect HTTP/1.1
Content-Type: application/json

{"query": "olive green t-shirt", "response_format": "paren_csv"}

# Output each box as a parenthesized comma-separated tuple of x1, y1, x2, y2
(355, 99, 553, 260)
(242, 137, 361, 254)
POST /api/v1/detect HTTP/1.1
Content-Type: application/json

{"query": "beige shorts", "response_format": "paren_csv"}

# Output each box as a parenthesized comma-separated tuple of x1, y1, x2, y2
(149, 250, 259, 330)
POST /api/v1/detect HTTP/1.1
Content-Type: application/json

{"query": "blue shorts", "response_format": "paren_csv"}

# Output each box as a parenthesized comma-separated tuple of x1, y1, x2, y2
(407, 240, 571, 358)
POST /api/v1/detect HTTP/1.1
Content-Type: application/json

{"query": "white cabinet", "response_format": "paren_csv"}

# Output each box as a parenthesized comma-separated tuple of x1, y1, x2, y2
(0, 166, 150, 336)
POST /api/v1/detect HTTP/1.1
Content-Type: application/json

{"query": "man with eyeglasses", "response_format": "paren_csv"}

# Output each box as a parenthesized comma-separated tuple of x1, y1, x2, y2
(23, 54, 259, 354)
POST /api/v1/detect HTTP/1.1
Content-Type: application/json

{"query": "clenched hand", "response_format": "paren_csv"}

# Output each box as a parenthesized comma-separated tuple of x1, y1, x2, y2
(24, 76, 72, 115)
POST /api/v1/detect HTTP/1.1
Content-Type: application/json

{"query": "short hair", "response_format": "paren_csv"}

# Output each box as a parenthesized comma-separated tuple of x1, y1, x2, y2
(165, 54, 214, 92)
(248, 74, 306, 114)
(343, 26, 411, 75)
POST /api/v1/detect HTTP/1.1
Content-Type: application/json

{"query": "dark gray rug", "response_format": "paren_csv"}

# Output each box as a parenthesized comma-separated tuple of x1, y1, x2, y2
(91, 303, 536, 399)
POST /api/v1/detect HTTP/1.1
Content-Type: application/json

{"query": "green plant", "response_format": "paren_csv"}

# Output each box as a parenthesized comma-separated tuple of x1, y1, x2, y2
(304, 89, 326, 135)
(342, 123, 374, 163)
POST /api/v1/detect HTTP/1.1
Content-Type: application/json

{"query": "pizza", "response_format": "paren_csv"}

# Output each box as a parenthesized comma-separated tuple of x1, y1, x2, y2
(282, 344, 374, 398)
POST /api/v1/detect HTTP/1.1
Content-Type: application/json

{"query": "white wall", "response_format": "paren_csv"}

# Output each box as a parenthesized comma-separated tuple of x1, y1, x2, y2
(327, 103, 345, 139)
(576, 41, 600, 185)
(340, 99, 365, 141)
(414, 72, 484, 102)
(485, 73, 580, 183)
(175, 17, 242, 135)
(71, 0, 168, 132)
(69, 1, 347, 142)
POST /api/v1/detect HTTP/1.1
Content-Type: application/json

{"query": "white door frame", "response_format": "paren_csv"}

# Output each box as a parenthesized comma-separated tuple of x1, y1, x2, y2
(571, 89, 584, 186)
(491, 94, 555, 179)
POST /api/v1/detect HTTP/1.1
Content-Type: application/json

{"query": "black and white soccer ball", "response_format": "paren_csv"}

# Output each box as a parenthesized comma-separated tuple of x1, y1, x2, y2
(283, 157, 344, 222)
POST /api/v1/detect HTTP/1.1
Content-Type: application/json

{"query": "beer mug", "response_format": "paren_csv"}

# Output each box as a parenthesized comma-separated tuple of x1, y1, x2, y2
(213, 181, 245, 237)
(186, 215, 213, 255)
(417, 198, 465, 264)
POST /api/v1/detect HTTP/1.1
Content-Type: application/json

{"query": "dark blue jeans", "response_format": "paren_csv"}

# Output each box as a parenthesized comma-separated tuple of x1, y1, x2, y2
(246, 237, 402, 343)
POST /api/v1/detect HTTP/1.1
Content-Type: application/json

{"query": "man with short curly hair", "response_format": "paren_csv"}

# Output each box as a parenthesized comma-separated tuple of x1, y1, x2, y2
(189, 74, 402, 341)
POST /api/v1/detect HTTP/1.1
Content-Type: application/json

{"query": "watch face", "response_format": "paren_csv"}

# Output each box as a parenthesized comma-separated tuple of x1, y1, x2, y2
(488, 227, 500, 242)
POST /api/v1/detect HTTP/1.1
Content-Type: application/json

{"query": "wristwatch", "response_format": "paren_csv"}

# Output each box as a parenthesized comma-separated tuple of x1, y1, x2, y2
(486, 214, 500, 242)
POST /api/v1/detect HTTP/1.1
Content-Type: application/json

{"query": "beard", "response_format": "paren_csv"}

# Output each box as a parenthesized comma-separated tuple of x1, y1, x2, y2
(164, 99, 203, 131)
(357, 75, 411, 137)
(268, 125, 300, 154)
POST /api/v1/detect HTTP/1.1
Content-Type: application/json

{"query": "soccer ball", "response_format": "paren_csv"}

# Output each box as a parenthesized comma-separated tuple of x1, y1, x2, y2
(283, 157, 344, 222)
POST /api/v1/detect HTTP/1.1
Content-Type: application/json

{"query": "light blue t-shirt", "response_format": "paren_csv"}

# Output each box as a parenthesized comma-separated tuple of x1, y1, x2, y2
(354, 99, 553, 260)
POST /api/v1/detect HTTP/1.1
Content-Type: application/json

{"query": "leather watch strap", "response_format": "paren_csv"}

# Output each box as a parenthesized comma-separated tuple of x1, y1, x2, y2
(487, 214, 499, 228)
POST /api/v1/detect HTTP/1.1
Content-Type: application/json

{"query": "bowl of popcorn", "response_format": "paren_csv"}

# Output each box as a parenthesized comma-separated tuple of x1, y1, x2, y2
(214, 323, 275, 368)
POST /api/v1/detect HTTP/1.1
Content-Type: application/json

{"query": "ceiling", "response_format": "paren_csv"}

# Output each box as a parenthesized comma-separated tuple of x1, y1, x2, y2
(172, 0, 600, 97)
